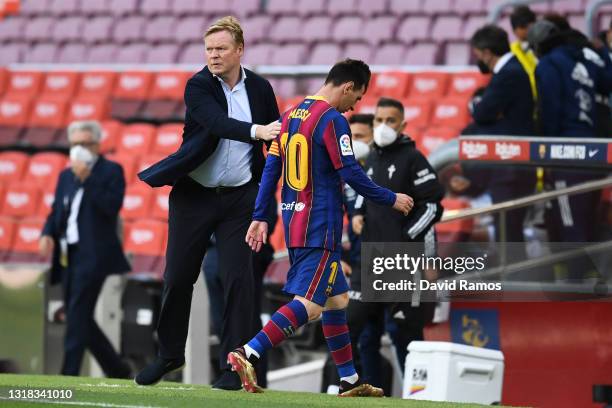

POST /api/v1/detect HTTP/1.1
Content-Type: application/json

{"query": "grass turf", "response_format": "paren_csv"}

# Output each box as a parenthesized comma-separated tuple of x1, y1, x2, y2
(0, 374, 520, 408)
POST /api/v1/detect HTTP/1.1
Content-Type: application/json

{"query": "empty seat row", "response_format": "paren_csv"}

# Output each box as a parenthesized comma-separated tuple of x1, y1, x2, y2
(0, 215, 169, 276)
(16, 0, 588, 19)
(0, 70, 190, 102)
(0, 121, 183, 181)
(0, 171, 169, 221)
(2, 10, 593, 46)
(19, 0, 260, 18)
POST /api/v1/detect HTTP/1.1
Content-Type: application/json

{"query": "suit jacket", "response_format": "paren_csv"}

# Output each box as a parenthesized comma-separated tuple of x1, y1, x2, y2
(468, 56, 535, 187)
(138, 66, 280, 187)
(471, 56, 535, 136)
(42, 156, 131, 285)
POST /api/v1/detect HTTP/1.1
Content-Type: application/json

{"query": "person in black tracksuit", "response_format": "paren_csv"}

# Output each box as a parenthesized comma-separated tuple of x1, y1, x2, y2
(351, 98, 444, 384)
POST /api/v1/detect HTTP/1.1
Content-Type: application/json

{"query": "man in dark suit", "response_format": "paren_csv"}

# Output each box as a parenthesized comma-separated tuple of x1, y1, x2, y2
(465, 25, 536, 244)
(39, 120, 131, 378)
(135, 16, 280, 389)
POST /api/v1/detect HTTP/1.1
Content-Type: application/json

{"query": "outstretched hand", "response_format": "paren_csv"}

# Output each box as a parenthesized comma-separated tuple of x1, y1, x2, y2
(245, 220, 269, 252)
(393, 193, 414, 216)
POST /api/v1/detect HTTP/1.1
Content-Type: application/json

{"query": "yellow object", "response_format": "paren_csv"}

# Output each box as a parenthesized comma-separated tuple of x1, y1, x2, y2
(510, 41, 538, 101)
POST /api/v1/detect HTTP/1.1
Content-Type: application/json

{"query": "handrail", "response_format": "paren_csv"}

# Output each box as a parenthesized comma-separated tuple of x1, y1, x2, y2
(440, 176, 612, 223)
(586, 0, 612, 39)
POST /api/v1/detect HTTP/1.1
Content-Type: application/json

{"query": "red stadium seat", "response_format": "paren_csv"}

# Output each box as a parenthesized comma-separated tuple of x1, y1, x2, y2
(124, 218, 167, 275)
(153, 123, 183, 155)
(25, 152, 67, 188)
(36, 185, 55, 219)
(354, 95, 378, 114)
(0, 217, 17, 260)
(121, 183, 153, 221)
(5, 71, 45, 99)
(100, 120, 123, 154)
(436, 197, 474, 243)
(117, 123, 156, 156)
(431, 97, 470, 129)
(111, 72, 153, 120)
(370, 72, 411, 99)
(0, 95, 32, 145)
(418, 126, 458, 156)
(2, 183, 40, 218)
(404, 126, 423, 143)
(137, 154, 165, 176)
(23, 96, 69, 147)
(150, 185, 170, 221)
(107, 153, 138, 184)
(78, 71, 117, 99)
(142, 71, 190, 120)
(0, 94, 32, 126)
(0, 68, 8, 96)
(9, 218, 46, 262)
(28, 96, 69, 128)
(409, 72, 450, 99)
(149, 71, 190, 100)
(67, 97, 109, 123)
(448, 72, 490, 97)
(402, 98, 433, 129)
(282, 96, 305, 113)
(0, 151, 29, 183)
(41, 71, 80, 99)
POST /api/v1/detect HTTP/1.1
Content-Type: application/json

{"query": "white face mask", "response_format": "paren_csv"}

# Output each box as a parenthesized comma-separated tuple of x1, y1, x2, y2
(373, 123, 398, 147)
(70, 145, 95, 167)
(352, 140, 370, 160)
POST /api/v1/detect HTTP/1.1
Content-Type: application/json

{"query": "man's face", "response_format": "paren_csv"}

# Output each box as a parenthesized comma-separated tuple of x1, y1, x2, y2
(374, 106, 404, 134)
(338, 83, 365, 113)
(69, 130, 99, 156)
(350, 122, 373, 145)
(205, 30, 243, 78)
(514, 24, 532, 42)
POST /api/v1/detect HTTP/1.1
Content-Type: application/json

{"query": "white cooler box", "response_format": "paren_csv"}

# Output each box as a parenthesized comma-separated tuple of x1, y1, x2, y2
(403, 341, 504, 405)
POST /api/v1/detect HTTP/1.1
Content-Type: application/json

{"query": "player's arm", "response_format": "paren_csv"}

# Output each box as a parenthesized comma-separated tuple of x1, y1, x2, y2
(184, 76, 280, 142)
(403, 153, 445, 240)
(322, 115, 413, 214)
(247, 140, 282, 252)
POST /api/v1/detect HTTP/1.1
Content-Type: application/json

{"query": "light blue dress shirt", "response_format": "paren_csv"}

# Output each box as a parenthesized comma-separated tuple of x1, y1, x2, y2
(189, 66, 257, 188)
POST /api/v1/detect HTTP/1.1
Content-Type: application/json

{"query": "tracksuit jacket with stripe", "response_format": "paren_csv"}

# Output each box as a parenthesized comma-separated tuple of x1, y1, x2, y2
(355, 136, 445, 243)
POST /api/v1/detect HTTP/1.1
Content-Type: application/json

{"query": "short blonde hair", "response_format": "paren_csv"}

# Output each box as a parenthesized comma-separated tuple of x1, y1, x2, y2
(204, 16, 244, 47)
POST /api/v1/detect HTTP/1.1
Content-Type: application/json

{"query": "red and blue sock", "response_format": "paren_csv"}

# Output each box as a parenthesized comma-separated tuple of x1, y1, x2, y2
(245, 299, 308, 359)
(322, 309, 357, 381)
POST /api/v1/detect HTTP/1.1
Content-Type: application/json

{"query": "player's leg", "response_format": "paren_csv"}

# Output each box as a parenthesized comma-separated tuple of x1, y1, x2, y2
(228, 248, 327, 392)
(320, 254, 383, 397)
(322, 293, 383, 397)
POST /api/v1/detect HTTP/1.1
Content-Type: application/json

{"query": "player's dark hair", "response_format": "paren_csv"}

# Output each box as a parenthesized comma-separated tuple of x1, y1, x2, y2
(324, 59, 371, 91)
(510, 6, 536, 30)
(348, 113, 374, 127)
(376, 97, 404, 116)
(470, 25, 511, 56)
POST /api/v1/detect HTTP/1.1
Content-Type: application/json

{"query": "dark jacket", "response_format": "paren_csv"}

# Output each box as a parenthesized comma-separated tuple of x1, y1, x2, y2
(42, 156, 130, 284)
(465, 56, 536, 188)
(471, 55, 535, 136)
(138, 66, 280, 187)
(356, 137, 444, 243)
(536, 43, 612, 137)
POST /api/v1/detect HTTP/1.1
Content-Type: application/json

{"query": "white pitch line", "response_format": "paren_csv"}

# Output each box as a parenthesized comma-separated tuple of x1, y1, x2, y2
(79, 383, 198, 391)
(0, 397, 164, 408)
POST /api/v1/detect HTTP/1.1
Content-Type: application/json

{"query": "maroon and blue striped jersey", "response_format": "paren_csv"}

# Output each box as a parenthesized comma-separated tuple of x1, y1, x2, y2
(256, 96, 358, 251)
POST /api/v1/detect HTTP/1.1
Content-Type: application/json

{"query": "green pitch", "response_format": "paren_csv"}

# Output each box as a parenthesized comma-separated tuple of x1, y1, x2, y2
(0, 374, 518, 408)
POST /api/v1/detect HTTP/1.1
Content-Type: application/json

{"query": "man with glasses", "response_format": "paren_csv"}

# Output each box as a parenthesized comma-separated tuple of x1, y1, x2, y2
(39, 120, 131, 378)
